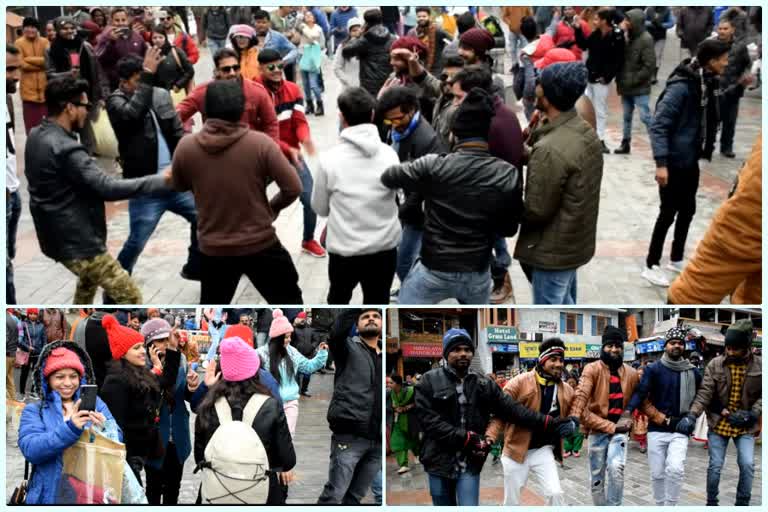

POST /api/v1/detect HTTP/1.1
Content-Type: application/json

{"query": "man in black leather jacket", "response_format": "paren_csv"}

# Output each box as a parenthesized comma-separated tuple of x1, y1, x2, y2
(106, 51, 201, 284)
(25, 76, 169, 304)
(381, 87, 523, 304)
(416, 328, 577, 505)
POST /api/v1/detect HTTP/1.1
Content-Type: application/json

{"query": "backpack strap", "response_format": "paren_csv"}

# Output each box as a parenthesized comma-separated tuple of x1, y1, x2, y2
(242, 394, 270, 427)
(171, 47, 183, 71)
(214, 397, 233, 424)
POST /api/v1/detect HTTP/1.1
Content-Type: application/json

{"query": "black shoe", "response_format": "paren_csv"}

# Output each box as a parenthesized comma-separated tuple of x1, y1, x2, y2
(613, 138, 631, 154)
(721, 150, 736, 158)
(315, 100, 325, 116)
(600, 140, 610, 154)
(300, 391, 312, 397)
(180, 265, 202, 281)
(306, 100, 315, 115)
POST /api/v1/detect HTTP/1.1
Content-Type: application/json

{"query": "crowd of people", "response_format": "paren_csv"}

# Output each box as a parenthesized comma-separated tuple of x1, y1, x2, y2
(8, 307, 383, 504)
(387, 320, 761, 506)
(5, 5, 762, 306)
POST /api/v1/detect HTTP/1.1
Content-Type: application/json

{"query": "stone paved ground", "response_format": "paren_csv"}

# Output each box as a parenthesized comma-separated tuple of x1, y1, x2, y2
(5, 370, 372, 504)
(10, 29, 762, 304)
(386, 435, 763, 506)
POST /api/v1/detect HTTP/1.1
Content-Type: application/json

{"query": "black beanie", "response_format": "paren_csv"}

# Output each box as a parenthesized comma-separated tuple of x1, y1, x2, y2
(602, 325, 626, 346)
(451, 87, 496, 140)
(205, 79, 245, 123)
(724, 319, 753, 349)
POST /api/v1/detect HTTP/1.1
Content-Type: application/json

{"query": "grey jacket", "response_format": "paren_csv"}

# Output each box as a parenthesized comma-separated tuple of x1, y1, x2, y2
(7, 312, 19, 356)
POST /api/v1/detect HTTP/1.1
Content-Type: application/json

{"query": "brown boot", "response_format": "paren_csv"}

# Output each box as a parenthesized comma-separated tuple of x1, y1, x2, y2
(490, 272, 514, 304)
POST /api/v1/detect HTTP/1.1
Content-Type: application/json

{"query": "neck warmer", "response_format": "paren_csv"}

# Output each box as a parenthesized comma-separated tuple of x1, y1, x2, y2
(534, 367, 558, 385)
(660, 353, 696, 413)
(391, 111, 421, 153)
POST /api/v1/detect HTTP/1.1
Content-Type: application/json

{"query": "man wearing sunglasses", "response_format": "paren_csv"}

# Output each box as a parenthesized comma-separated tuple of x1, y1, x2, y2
(24, 77, 171, 304)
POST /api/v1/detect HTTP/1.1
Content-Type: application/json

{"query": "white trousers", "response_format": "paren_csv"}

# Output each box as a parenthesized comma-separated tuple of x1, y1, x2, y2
(647, 431, 689, 506)
(501, 445, 565, 505)
(585, 82, 610, 140)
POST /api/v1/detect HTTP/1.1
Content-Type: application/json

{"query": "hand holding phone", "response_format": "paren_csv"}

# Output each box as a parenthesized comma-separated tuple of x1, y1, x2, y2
(79, 384, 98, 412)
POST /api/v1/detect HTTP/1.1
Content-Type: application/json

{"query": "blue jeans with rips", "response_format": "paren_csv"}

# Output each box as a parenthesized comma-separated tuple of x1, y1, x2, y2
(588, 432, 628, 506)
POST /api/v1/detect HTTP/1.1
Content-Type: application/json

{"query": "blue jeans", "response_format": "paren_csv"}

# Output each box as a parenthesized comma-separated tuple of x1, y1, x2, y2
(428, 471, 480, 506)
(507, 31, 528, 67)
(117, 190, 200, 274)
(297, 160, 317, 242)
(588, 433, 628, 506)
(707, 432, 755, 505)
(207, 38, 226, 59)
(621, 94, 651, 140)
(396, 224, 423, 282)
(531, 267, 577, 304)
(399, 260, 492, 304)
(371, 469, 382, 505)
(301, 70, 323, 103)
(491, 236, 512, 281)
(6, 190, 21, 304)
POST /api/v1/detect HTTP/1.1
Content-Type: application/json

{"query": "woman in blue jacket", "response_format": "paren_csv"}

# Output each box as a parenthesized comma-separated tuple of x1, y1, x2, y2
(18, 341, 120, 504)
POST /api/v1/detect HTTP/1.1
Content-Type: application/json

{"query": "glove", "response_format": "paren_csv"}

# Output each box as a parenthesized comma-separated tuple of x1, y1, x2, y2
(666, 415, 681, 431)
(727, 410, 758, 428)
(553, 416, 579, 438)
(675, 414, 696, 436)
(614, 411, 633, 434)
(462, 431, 490, 463)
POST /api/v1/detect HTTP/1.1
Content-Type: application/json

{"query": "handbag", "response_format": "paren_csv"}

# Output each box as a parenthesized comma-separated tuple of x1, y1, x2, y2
(14, 348, 29, 368)
(9, 461, 33, 504)
(55, 429, 126, 504)
(91, 109, 119, 159)
(299, 43, 323, 73)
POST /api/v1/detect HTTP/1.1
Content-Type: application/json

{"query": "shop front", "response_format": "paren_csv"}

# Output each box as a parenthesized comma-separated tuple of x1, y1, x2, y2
(487, 326, 519, 378)
(635, 337, 698, 364)
(400, 342, 443, 377)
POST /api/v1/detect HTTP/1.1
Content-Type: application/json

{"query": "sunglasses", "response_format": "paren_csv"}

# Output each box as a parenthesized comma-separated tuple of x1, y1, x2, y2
(219, 64, 241, 73)
(382, 114, 408, 126)
(266, 63, 284, 72)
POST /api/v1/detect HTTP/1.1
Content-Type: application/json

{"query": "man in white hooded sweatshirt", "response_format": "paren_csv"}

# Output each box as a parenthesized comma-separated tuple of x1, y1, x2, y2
(311, 86, 400, 305)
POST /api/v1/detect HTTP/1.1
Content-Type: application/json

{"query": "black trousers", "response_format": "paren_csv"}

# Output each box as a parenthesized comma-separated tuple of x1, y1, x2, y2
(327, 248, 396, 305)
(719, 93, 741, 153)
(18, 355, 39, 395)
(145, 443, 184, 504)
(646, 165, 700, 268)
(200, 243, 303, 304)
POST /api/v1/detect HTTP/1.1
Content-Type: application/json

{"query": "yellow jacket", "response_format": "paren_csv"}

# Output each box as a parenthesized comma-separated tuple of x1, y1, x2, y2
(14, 36, 49, 103)
(240, 47, 261, 82)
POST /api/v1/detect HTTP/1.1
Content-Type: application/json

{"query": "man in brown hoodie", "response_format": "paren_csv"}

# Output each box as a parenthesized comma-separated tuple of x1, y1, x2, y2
(170, 79, 303, 304)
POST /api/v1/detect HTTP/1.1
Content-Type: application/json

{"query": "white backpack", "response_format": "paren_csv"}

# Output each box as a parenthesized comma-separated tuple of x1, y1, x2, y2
(200, 394, 271, 504)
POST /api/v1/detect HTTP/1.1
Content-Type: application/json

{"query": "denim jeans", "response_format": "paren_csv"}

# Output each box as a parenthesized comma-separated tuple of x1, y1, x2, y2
(707, 432, 755, 505)
(531, 267, 577, 304)
(317, 434, 382, 504)
(371, 469, 382, 505)
(621, 94, 651, 140)
(301, 70, 323, 103)
(588, 433, 628, 505)
(6, 190, 21, 304)
(647, 431, 689, 505)
(507, 31, 528, 68)
(117, 191, 200, 274)
(207, 38, 226, 59)
(428, 471, 480, 506)
(491, 236, 512, 281)
(297, 160, 318, 242)
(399, 260, 492, 304)
(396, 223, 423, 282)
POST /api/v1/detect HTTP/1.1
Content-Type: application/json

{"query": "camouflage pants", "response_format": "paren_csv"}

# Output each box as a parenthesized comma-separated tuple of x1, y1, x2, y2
(62, 253, 142, 304)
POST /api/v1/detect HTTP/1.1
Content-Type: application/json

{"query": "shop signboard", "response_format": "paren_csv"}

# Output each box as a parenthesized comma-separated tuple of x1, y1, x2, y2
(538, 321, 557, 333)
(637, 339, 665, 354)
(623, 342, 636, 361)
(401, 342, 443, 358)
(585, 344, 602, 358)
(519, 342, 539, 359)
(565, 343, 586, 358)
(490, 344, 519, 353)
(487, 326, 518, 343)
(686, 341, 697, 351)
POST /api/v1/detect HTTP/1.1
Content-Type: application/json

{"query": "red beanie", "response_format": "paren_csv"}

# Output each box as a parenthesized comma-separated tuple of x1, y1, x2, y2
(102, 314, 143, 360)
(459, 28, 495, 55)
(391, 36, 428, 58)
(225, 324, 254, 348)
(43, 347, 85, 378)
(27, 308, 39, 315)
(297, 311, 307, 320)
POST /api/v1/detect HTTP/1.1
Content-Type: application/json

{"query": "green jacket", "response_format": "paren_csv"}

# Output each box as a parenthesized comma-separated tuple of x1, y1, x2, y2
(514, 110, 603, 270)
(616, 9, 656, 97)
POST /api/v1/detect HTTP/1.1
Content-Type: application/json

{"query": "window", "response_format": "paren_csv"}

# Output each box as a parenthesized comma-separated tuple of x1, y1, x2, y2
(679, 308, 697, 320)
(700, 309, 716, 323)
(489, 308, 514, 326)
(562, 313, 583, 334)
(592, 315, 609, 336)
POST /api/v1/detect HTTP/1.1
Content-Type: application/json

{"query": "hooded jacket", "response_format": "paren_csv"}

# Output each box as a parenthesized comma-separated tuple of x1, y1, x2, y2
(171, 120, 301, 256)
(341, 24, 396, 96)
(18, 341, 120, 504)
(312, 123, 401, 257)
(616, 9, 656, 97)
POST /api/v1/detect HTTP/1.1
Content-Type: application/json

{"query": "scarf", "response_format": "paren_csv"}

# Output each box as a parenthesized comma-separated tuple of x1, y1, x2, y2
(416, 22, 438, 71)
(390, 111, 421, 153)
(660, 353, 696, 414)
(534, 366, 559, 385)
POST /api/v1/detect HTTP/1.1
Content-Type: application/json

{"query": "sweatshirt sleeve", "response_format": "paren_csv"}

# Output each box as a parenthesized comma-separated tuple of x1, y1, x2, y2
(265, 140, 302, 214)
(310, 157, 331, 217)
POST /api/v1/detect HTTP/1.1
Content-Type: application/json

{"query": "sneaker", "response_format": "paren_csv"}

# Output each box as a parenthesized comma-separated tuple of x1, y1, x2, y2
(413, 457, 420, 464)
(180, 264, 202, 281)
(397, 466, 410, 474)
(641, 265, 670, 287)
(665, 260, 685, 273)
(300, 391, 312, 398)
(639, 446, 647, 454)
(600, 140, 610, 154)
(563, 451, 571, 458)
(721, 150, 736, 158)
(573, 451, 581, 458)
(302, 239, 326, 258)
(390, 288, 400, 298)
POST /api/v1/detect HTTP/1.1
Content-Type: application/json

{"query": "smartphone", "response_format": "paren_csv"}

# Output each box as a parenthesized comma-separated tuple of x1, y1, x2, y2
(79, 384, 98, 412)
(118, 27, 131, 38)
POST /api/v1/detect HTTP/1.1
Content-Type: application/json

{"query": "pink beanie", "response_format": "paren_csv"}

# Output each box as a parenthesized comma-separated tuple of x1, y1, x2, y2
(219, 337, 260, 382)
(269, 309, 294, 338)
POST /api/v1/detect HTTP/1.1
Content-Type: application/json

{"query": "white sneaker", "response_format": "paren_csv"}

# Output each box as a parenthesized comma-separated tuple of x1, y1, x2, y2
(413, 457, 420, 464)
(397, 466, 410, 474)
(665, 260, 685, 273)
(642, 265, 670, 287)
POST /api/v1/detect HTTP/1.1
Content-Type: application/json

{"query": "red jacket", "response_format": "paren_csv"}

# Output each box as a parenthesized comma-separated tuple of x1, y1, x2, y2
(554, 19, 591, 60)
(176, 78, 280, 142)
(172, 31, 199, 64)
(256, 77, 310, 154)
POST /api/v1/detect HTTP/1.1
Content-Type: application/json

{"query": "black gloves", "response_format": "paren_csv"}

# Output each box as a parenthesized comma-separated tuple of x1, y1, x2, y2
(727, 410, 759, 429)
(462, 431, 490, 464)
(551, 416, 579, 438)
(675, 414, 696, 435)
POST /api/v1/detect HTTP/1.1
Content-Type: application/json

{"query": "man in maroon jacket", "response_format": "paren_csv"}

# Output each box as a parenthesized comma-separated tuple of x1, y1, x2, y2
(96, 7, 147, 90)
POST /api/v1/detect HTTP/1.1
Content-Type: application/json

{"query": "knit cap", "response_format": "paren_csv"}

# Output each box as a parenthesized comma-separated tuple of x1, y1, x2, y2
(230, 24, 256, 39)
(391, 36, 428, 58)
(539, 61, 588, 112)
(27, 308, 39, 315)
(102, 314, 144, 360)
(347, 17, 362, 30)
(269, 309, 294, 338)
(141, 318, 172, 344)
(538, 338, 565, 364)
(602, 325, 626, 346)
(225, 324, 254, 348)
(725, 319, 754, 349)
(219, 337, 261, 382)
(452, 87, 496, 140)
(664, 327, 688, 345)
(443, 328, 474, 359)
(296, 312, 307, 320)
(459, 28, 495, 56)
(43, 347, 85, 378)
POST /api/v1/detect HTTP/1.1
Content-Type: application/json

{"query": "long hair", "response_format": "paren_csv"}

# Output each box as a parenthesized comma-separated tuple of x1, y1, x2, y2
(196, 375, 272, 431)
(106, 358, 161, 395)
(268, 335, 294, 384)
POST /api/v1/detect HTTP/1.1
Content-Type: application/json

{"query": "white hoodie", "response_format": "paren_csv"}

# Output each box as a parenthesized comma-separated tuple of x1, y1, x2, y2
(311, 123, 401, 257)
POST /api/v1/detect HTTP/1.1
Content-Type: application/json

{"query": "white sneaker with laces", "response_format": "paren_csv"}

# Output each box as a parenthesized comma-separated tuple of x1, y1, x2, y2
(397, 466, 410, 474)
(665, 260, 685, 273)
(641, 265, 670, 287)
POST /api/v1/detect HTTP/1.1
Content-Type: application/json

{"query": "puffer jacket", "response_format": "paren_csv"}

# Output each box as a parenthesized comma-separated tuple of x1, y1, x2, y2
(668, 134, 761, 304)
(7, 312, 19, 356)
(720, 36, 752, 99)
(416, 366, 549, 479)
(202, 8, 231, 40)
(14, 36, 49, 103)
(689, 353, 762, 434)
(514, 110, 603, 271)
(18, 341, 120, 505)
(616, 9, 656, 97)
(485, 371, 574, 464)
(382, 142, 523, 273)
(24, 120, 168, 262)
(107, 72, 184, 179)
(19, 320, 48, 354)
(341, 24, 395, 97)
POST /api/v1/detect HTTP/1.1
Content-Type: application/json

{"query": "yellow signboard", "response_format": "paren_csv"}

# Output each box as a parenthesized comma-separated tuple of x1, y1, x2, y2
(565, 343, 586, 358)
(519, 342, 539, 358)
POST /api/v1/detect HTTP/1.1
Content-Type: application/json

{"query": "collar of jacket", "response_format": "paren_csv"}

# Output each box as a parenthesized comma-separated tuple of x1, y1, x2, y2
(597, 358, 626, 375)
(42, 118, 78, 141)
(454, 139, 489, 152)
(535, 109, 579, 138)
(443, 364, 477, 381)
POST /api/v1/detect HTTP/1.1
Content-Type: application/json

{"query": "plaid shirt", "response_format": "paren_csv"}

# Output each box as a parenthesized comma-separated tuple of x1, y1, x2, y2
(713, 363, 748, 437)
